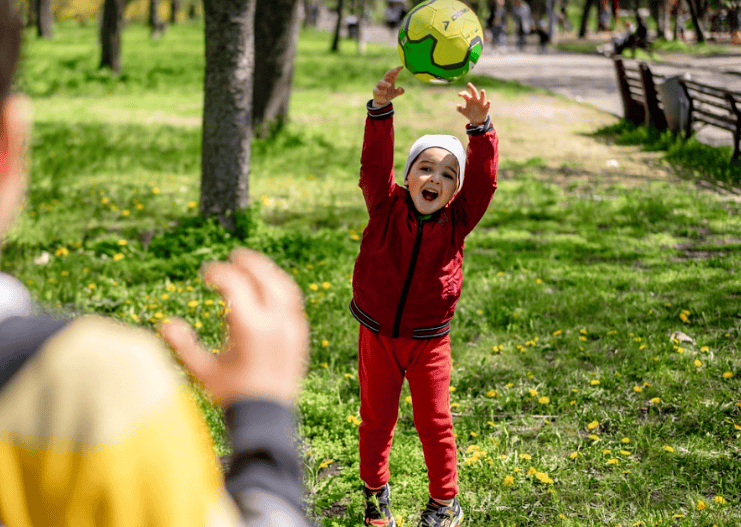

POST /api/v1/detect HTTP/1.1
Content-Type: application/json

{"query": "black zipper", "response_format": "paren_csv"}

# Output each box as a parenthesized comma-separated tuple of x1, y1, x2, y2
(392, 216, 426, 338)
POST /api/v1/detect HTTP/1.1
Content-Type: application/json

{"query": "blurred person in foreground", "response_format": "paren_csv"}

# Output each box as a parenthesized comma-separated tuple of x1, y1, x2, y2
(0, 2, 312, 525)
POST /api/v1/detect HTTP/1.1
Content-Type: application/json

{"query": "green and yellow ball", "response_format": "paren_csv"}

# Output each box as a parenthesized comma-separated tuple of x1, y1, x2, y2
(398, 0, 484, 84)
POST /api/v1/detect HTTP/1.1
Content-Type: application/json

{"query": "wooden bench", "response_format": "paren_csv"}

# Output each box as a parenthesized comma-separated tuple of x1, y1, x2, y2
(613, 57, 667, 132)
(678, 78, 741, 161)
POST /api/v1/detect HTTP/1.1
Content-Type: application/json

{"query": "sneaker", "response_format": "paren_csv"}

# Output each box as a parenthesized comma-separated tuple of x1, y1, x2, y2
(419, 497, 463, 527)
(364, 484, 396, 527)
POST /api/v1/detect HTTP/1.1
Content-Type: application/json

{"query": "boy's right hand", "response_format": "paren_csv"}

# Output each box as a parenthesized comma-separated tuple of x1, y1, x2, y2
(373, 66, 405, 107)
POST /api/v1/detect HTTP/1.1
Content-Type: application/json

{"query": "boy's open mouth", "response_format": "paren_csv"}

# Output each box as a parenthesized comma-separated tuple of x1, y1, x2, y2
(422, 189, 438, 201)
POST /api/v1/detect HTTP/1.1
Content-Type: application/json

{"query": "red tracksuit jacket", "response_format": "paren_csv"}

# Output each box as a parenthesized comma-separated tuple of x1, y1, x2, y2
(350, 101, 499, 340)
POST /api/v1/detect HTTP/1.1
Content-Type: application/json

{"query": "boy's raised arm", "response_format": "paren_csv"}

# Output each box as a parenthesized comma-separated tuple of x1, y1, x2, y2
(360, 67, 405, 216)
(453, 83, 499, 234)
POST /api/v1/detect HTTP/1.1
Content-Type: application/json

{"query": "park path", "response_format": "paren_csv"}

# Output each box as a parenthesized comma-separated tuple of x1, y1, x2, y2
(318, 9, 741, 148)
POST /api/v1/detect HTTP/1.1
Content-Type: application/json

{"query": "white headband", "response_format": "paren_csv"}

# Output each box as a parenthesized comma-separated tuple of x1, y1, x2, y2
(403, 135, 466, 194)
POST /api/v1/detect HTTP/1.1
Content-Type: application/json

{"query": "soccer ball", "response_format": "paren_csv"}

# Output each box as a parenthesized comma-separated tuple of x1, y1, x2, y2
(398, 0, 484, 84)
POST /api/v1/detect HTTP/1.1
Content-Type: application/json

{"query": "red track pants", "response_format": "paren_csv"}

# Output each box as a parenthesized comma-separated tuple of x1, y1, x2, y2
(358, 325, 459, 499)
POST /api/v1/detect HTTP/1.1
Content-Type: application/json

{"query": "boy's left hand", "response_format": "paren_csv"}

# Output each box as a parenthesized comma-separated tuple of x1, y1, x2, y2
(456, 82, 490, 126)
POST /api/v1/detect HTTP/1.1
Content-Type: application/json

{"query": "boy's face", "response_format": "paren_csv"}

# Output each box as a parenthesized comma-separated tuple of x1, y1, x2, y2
(406, 147, 459, 215)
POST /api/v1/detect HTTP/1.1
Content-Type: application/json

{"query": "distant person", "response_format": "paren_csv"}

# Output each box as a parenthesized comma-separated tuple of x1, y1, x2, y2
(0, 2, 312, 526)
(612, 14, 648, 55)
(513, 0, 533, 51)
(351, 66, 498, 527)
(557, 5, 572, 31)
(487, 0, 509, 52)
(385, 0, 406, 35)
(535, 18, 550, 52)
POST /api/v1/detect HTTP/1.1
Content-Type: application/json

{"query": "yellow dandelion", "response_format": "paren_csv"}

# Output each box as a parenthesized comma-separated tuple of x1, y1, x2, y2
(317, 459, 333, 470)
(309, 283, 319, 291)
(663, 445, 674, 452)
(601, 449, 612, 454)
(520, 453, 532, 460)
(588, 434, 600, 441)
(136, 203, 144, 210)
(154, 312, 164, 319)
(714, 496, 726, 504)
(451, 402, 460, 409)
(553, 329, 562, 336)
(697, 500, 706, 510)
(694, 359, 702, 367)
(486, 390, 497, 398)
(535, 472, 553, 484)
(700, 346, 709, 352)
(395, 515, 405, 527)
(405, 396, 412, 404)
(650, 397, 661, 404)
(621, 437, 631, 443)
(538, 396, 550, 405)
(152, 187, 161, 195)
(580, 336, 588, 342)
(187, 300, 199, 308)
(321, 340, 329, 347)
(87, 283, 96, 290)
(344, 373, 354, 380)
(61, 270, 69, 277)
(587, 420, 599, 430)
(117, 239, 128, 246)
(527, 467, 537, 475)
(606, 458, 619, 465)
(503, 475, 514, 486)
(620, 450, 631, 456)
(528, 389, 538, 397)
(347, 415, 361, 426)
(321, 282, 331, 289)
(633, 386, 642, 393)
(723, 372, 733, 378)
(470, 432, 477, 438)
(487, 421, 495, 426)
(559, 514, 567, 520)
(590, 379, 600, 385)
(569, 452, 578, 459)
(320, 362, 328, 369)
(113, 253, 124, 262)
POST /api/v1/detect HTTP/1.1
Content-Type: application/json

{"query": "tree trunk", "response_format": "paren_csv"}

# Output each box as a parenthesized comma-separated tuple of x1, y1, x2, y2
(201, 0, 256, 230)
(171, 0, 180, 23)
(331, 0, 344, 51)
(150, 0, 166, 38)
(35, 0, 53, 38)
(252, 0, 302, 138)
(578, 0, 596, 37)
(685, 0, 704, 42)
(100, 0, 124, 72)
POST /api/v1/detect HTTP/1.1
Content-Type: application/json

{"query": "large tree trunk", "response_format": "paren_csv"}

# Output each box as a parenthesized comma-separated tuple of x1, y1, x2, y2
(201, 0, 256, 230)
(252, 0, 302, 138)
(100, 0, 124, 71)
(35, 0, 53, 38)
(331, 0, 344, 51)
(685, 0, 705, 42)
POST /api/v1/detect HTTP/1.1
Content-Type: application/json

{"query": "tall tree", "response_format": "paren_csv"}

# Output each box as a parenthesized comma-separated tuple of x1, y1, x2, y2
(578, 0, 597, 37)
(100, 0, 125, 71)
(35, 0, 53, 38)
(201, 0, 256, 229)
(150, 0, 166, 37)
(685, 0, 705, 42)
(252, 0, 302, 138)
(331, 0, 345, 51)
(171, 0, 180, 23)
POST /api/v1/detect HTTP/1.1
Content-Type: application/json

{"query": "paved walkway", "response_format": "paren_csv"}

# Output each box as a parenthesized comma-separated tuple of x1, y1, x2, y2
(322, 11, 741, 148)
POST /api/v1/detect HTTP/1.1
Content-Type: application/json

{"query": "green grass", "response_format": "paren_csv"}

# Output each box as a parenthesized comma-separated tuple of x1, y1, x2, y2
(4, 21, 741, 527)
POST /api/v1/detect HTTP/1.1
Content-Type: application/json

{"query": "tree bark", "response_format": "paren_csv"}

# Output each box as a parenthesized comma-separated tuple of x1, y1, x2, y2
(685, 0, 704, 42)
(578, 0, 596, 37)
(150, 0, 166, 38)
(171, 0, 180, 23)
(201, 0, 256, 230)
(35, 0, 53, 38)
(331, 0, 344, 51)
(100, 0, 124, 72)
(252, 0, 302, 138)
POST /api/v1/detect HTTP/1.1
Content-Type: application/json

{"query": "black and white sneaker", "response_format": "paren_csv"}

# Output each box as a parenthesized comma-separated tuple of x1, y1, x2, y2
(418, 497, 463, 527)
(364, 484, 397, 527)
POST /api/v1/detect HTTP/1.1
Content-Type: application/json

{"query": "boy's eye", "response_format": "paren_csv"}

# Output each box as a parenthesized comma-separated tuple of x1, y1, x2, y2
(444, 173, 455, 180)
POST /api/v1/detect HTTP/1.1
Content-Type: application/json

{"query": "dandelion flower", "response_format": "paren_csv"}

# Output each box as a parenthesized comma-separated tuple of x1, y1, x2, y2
(321, 282, 331, 289)
(317, 459, 333, 470)
(503, 475, 514, 486)
(528, 389, 538, 397)
(621, 437, 630, 443)
(450, 402, 460, 409)
(700, 346, 709, 352)
(601, 449, 612, 454)
(633, 386, 643, 393)
(347, 415, 361, 426)
(449, 386, 456, 392)
(113, 253, 124, 262)
(535, 472, 553, 484)
(569, 452, 578, 459)
(650, 397, 661, 404)
(117, 239, 128, 246)
(694, 359, 703, 367)
(520, 453, 531, 460)
(663, 445, 674, 452)
(486, 390, 497, 398)
(588, 434, 600, 441)
(309, 283, 319, 291)
(87, 283, 96, 290)
(405, 396, 412, 404)
(589, 379, 600, 385)
(723, 372, 733, 378)
(321, 340, 329, 347)
(395, 515, 404, 526)
(714, 496, 726, 504)
(587, 420, 599, 430)
(187, 300, 199, 308)
(553, 330, 562, 336)
(606, 458, 619, 465)
(527, 467, 537, 475)
(538, 396, 550, 405)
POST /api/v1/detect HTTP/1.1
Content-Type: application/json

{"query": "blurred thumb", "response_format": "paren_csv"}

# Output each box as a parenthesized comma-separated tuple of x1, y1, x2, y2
(160, 318, 214, 382)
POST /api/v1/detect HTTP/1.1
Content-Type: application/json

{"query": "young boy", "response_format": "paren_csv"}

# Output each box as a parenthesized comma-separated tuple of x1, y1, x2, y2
(350, 66, 499, 527)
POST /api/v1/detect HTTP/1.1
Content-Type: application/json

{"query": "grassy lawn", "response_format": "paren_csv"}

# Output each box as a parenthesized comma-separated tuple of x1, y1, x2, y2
(4, 21, 741, 527)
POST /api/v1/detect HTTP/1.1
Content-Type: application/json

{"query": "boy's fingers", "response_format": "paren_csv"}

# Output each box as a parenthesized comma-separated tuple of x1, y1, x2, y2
(229, 248, 304, 313)
(385, 65, 404, 81)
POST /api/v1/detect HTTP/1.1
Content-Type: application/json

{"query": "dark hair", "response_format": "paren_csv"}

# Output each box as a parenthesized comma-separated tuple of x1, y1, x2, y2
(0, 0, 22, 101)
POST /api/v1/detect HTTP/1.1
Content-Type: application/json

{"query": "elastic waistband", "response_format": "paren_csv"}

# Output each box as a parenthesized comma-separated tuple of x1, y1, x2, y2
(349, 299, 451, 340)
